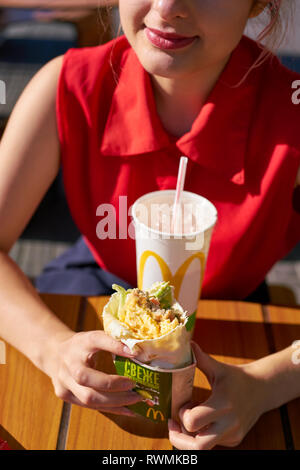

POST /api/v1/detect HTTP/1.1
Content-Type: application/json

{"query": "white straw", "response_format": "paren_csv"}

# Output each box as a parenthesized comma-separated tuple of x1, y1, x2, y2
(171, 156, 188, 233)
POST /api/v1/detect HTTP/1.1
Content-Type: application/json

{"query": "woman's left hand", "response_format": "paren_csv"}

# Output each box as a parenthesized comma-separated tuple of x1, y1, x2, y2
(168, 341, 268, 450)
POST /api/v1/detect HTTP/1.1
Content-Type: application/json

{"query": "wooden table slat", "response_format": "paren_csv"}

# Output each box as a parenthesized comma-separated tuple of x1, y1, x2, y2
(0, 294, 82, 450)
(265, 305, 300, 449)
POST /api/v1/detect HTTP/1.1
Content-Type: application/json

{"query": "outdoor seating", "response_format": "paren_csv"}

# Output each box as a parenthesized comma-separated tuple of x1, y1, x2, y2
(0, 2, 299, 453)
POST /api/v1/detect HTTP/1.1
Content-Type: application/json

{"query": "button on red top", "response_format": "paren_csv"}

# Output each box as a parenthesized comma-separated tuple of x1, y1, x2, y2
(57, 35, 300, 299)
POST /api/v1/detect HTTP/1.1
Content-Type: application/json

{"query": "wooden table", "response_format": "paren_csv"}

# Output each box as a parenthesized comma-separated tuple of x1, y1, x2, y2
(0, 294, 299, 450)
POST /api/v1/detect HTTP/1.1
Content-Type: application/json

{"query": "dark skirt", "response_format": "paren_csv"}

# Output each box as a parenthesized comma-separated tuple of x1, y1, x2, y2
(34, 236, 133, 296)
(35, 236, 270, 303)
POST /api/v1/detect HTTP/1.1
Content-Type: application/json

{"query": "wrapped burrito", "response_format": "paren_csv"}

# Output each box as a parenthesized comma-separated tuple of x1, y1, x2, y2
(102, 281, 192, 369)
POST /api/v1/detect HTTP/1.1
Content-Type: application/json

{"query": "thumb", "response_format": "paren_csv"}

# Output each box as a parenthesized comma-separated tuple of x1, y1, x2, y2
(191, 340, 222, 386)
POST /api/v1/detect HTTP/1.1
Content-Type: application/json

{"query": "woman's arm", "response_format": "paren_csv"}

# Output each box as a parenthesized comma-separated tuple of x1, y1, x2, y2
(0, 55, 70, 368)
(0, 57, 142, 414)
(244, 343, 300, 411)
(168, 341, 300, 450)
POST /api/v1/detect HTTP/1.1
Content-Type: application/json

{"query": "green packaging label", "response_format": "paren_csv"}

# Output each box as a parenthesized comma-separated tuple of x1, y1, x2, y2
(114, 356, 172, 423)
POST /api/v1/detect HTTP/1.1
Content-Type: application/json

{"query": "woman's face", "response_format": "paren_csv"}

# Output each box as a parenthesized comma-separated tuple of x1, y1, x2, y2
(119, 0, 258, 79)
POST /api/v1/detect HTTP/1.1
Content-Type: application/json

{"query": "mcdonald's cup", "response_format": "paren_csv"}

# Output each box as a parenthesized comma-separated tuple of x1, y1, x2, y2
(131, 190, 218, 325)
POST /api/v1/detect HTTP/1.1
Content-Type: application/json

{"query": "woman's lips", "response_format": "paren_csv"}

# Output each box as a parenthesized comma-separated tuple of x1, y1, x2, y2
(145, 27, 198, 50)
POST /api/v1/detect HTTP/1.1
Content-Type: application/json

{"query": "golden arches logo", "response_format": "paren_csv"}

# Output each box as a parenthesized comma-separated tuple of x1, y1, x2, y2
(146, 407, 165, 421)
(138, 250, 205, 302)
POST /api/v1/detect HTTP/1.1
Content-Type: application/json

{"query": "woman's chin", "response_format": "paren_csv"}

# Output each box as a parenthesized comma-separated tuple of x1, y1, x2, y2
(137, 49, 189, 79)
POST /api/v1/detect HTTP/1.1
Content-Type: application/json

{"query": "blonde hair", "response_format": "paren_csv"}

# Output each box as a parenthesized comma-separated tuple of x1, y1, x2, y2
(242, 0, 295, 83)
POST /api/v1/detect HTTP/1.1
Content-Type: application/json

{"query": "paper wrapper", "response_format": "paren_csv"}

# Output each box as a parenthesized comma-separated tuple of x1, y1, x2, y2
(113, 353, 196, 423)
(102, 291, 192, 369)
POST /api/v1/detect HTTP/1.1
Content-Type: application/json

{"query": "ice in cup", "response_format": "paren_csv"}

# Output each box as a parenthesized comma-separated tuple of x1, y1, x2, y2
(131, 190, 218, 327)
(102, 282, 196, 422)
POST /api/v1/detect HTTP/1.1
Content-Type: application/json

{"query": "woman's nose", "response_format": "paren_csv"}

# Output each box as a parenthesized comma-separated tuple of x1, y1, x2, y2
(153, 0, 189, 20)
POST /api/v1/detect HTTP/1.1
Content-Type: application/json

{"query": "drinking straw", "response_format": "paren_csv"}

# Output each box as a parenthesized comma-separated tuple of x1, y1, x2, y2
(171, 156, 188, 233)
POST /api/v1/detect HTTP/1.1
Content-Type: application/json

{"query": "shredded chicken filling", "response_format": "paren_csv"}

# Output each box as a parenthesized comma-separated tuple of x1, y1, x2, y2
(118, 288, 183, 340)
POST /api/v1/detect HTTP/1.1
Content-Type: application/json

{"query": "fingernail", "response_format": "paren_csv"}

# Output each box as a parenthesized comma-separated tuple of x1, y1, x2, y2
(168, 419, 177, 430)
(122, 345, 137, 356)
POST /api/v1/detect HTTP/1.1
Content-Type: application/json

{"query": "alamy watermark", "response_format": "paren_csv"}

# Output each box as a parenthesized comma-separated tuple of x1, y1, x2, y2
(291, 340, 300, 365)
(0, 340, 6, 364)
(0, 80, 6, 105)
(95, 196, 208, 250)
(291, 80, 300, 105)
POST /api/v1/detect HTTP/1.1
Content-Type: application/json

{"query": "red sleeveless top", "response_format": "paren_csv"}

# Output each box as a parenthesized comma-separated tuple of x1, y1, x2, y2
(56, 34, 300, 300)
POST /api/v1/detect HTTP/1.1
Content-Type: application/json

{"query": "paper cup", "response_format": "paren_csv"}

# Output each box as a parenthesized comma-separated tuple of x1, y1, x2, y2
(131, 190, 218, 329)
(113, 352, 196, 423)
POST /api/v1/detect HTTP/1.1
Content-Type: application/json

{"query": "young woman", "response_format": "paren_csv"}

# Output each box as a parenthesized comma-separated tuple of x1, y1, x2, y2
(0, 0, 299, 449)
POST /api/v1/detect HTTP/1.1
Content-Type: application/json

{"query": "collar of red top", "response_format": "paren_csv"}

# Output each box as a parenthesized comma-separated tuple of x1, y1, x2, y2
(100, 35, 259, 185)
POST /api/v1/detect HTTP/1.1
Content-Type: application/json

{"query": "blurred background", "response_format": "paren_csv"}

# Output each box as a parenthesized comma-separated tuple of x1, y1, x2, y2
(0, 1, 299, 306)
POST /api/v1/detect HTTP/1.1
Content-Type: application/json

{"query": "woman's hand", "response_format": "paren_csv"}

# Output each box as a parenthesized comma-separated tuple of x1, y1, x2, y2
(44, 330, 143, 417)
(168, 341, 268, 450)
